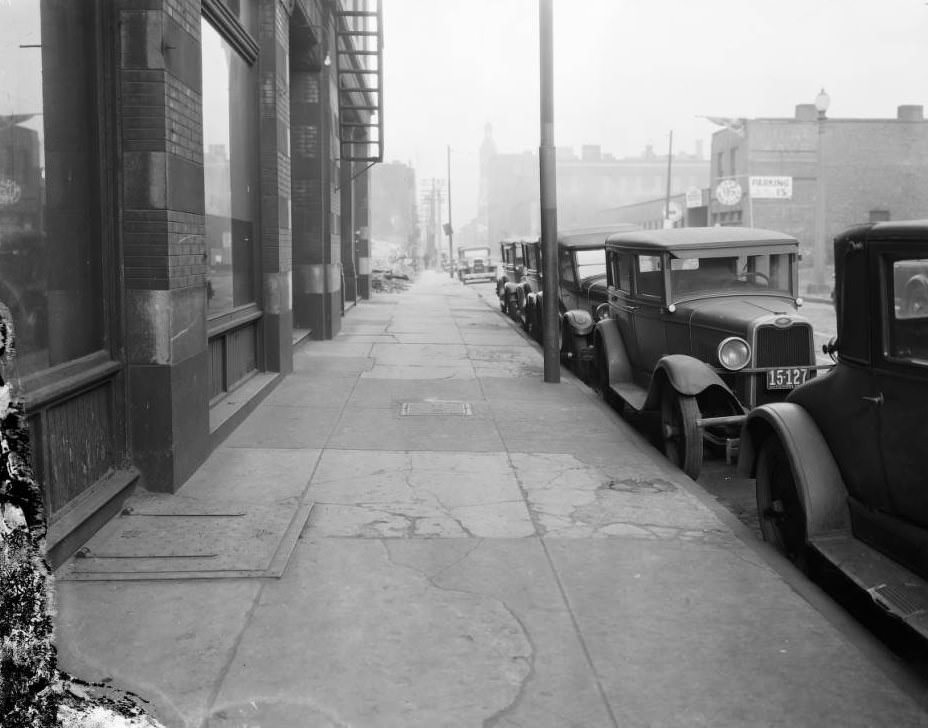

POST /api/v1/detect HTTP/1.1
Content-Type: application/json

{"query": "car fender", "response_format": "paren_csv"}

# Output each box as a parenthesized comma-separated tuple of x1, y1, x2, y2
(642, 354, 740, 411)
(562, 309, 594, 337)
(739, 402, 850, 538)
(593, 319, 632, 385)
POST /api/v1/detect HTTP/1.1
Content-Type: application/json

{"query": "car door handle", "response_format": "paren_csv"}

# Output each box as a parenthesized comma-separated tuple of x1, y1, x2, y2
(861, 393, 884, 406)
(622, 305, 640, 312)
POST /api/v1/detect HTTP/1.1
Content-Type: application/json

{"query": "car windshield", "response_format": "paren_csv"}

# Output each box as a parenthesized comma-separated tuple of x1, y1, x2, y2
(668, 252, 794, 299)
(575, 248, 606, 278)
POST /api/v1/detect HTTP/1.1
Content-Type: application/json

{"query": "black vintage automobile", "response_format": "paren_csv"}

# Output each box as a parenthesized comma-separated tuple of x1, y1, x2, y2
(505, 227, 636, 352)
(496, 238, 526, 314)
(456, 246, 496, 284)
(739, 221, 928, 638)
(592, 226, 823, 479)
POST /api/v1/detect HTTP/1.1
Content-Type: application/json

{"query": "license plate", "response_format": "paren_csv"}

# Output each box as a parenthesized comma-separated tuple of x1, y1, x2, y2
(766, 368, 809, 389)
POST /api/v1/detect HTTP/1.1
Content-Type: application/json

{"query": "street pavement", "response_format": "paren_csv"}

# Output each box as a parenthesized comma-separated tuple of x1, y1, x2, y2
(55, 271, 927, 728)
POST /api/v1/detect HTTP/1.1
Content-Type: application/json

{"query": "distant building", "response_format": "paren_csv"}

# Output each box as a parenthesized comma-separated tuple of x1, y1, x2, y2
(370, 161, 418, 252)
(483, 139, 709, 244)
(707, 103, 928, 272)
(557, 143, 708, 230)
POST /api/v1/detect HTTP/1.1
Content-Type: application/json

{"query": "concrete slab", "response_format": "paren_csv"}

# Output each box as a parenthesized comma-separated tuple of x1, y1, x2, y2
(467, 344, 541, 366)
(389, 331, 465, 344)
(361, 363, 475, 380)
(547, 538, 928, 727)
(370, 342, 469, 364)
(295, 340, 374, 358)
(461, 330, 532, 346)
(512, 452, 733, 541)
(205, 539, 532, 728)
(386, 538, 616, 728)
(327, 405, 505, 451)
(345, 378, 487, 409)
(262, 375, 357, 409)
(306, 450, 534, 538)
(176, 447, 320, 503)
(224, 405, 345, 449)
(290, 354, 373, 376)
(56, 579, 262, 727)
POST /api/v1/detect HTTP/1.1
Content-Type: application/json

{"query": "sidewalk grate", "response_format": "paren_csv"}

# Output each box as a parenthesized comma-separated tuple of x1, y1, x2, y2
(400, 401, 472, 416)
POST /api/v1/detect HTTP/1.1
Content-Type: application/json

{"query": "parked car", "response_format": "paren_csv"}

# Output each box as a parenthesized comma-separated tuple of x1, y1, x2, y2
(739, 221, 928, 639)
(592, 226, 823, 479)
(512, 239, 543, 337)
(457, 246, 496, 284)
(496, 239, 526, 314)
(508, 228, 633, 344)
(555, 226, 639, 376)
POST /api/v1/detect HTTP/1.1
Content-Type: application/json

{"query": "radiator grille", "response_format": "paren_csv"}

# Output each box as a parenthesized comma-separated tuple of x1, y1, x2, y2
(755, 324, 813, 367)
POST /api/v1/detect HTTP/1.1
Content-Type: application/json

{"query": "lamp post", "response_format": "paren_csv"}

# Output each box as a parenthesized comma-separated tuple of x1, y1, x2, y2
(812, 88, 830, 294)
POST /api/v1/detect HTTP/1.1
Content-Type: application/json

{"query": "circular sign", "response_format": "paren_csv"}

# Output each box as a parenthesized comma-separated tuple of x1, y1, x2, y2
(665, 201, 683, 222)
(714, 179, 742, 206)
(0, 178, 21, 206)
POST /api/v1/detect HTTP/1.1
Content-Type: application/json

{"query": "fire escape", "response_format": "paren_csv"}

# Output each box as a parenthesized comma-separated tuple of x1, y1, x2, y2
(335, 0, 383, 163)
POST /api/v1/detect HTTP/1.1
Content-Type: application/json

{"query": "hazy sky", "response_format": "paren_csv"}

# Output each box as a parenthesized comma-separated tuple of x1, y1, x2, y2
(382, 0, 928, 224)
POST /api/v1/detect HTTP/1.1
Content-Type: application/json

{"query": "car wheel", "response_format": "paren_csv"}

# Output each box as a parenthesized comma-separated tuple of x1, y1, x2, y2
(660, 388, 703, 480)
(756, 438, 808, 571)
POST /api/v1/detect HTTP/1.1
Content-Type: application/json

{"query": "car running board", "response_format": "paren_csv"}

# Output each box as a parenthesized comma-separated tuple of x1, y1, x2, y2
(608, 383, 647, 411)
(811, 532, 928, 639)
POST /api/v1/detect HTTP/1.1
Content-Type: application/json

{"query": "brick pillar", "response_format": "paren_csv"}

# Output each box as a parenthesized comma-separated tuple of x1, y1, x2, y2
(118, 2, 209, 492)
(258, 0, 293, 373)
(290, 22, 341, 340)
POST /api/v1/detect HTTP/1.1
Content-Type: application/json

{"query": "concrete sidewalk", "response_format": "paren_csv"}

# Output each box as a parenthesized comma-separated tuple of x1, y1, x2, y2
(55, 271, 927, 727)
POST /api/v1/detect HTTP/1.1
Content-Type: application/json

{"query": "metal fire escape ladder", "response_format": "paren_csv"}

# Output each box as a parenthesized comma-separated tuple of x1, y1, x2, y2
(335, 0, 383, 163)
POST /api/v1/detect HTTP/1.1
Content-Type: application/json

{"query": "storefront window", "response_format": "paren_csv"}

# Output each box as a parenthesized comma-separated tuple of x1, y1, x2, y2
(0, 2, 104, 376)
(202, 17, 257, 316)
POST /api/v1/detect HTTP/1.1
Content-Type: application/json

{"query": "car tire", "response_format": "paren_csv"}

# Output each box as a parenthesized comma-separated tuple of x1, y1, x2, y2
(660, 388, 703, 480)
(756, 438, 809, 571)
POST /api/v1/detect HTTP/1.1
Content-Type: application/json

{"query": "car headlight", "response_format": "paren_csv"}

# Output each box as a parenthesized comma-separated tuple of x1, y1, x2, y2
(717, 337, 751, 371)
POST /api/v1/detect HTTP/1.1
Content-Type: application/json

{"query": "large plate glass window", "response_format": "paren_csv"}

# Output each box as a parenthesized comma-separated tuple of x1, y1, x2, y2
(202, 16, 257, 316)
(0, 1, 104, 377)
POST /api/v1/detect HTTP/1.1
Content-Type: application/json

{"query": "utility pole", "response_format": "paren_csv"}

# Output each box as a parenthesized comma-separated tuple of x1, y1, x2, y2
(664, 130, 674, 227)
(539, 0, 559, 383)
(446, 145, 454, 278)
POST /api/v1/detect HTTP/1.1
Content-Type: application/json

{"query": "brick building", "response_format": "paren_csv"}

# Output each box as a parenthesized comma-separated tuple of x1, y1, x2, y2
(707, 103, 928, 284)
(483, 138, 708, 245)
(0, 0, 383, 566)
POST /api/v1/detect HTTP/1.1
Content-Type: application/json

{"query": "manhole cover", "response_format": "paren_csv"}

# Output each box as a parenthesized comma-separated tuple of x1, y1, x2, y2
(400, 401, 472, 416)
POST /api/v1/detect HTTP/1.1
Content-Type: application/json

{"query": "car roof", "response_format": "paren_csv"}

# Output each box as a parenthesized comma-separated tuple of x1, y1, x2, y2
(837, 220, 928, 243)
(605, 226, 798, 254)
(558, 225, 638, 248)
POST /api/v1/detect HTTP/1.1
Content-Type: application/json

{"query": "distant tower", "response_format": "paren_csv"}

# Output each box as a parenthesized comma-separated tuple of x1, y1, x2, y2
(477, 123, 497, 244)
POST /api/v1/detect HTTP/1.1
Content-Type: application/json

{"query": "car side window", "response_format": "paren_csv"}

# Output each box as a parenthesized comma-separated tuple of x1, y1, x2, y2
(559, 249, 576, 286)
(635, 255, 663, 298)
(614, 254, 633, 293)
(889, 257, 928, 364)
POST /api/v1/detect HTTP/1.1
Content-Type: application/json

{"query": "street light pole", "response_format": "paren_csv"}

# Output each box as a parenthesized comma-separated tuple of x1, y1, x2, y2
(539, 0, 559, 383)
(447, 145, 454, 278)
(813, 88, 830, 294)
